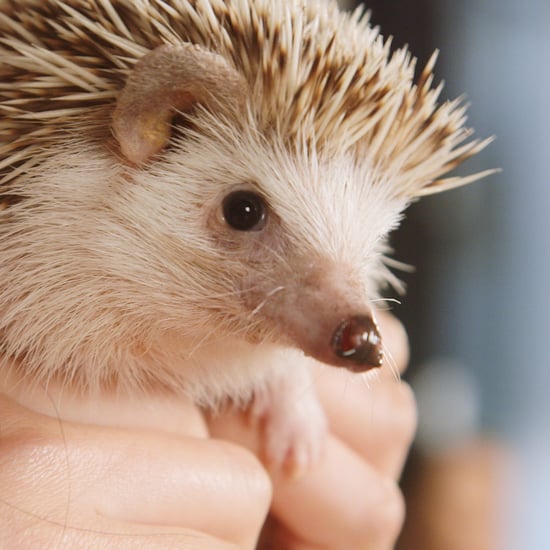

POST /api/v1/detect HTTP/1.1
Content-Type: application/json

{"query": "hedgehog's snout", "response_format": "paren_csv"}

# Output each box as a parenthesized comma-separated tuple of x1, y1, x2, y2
(331, 314, 383, 372)
(244, 257, 385, 372)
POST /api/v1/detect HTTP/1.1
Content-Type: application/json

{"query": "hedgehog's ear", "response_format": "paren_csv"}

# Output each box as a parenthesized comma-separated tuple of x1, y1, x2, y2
(113, 43, 246, 165)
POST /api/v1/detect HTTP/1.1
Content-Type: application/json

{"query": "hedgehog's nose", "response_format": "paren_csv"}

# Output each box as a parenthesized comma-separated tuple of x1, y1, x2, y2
(332, 314, 384, 372)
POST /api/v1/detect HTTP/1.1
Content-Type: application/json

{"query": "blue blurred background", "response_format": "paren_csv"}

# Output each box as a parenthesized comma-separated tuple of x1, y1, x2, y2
(340, 1, 550, 548)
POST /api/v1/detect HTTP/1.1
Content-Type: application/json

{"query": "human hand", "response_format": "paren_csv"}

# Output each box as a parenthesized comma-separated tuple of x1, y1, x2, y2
(0, 311, 414, 549)
(209, 310, 416, 550)
(0, 391, 270, 549)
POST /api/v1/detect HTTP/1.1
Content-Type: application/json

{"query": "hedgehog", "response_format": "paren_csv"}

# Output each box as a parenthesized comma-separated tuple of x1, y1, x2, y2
(0, 0, 493, 473)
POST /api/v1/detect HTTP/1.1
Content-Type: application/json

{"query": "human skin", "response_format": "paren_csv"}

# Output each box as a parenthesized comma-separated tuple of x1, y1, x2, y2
(0, 311, 414, 549)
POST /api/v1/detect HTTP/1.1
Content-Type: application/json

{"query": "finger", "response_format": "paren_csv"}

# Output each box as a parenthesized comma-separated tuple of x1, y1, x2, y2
(313, 368, 417, 479)
(4, 378, 209, 438)
(269, 437, 405, 550)
(375, 310, 410, 377)
(0, 505, 242, 550)
(0, 395, 271, 549)
(87, 430, 270, 547)
(209, 410, 404, 550)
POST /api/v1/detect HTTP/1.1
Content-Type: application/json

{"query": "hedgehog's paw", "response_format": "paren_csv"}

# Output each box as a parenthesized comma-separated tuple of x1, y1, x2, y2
(251, 365, 327, 479)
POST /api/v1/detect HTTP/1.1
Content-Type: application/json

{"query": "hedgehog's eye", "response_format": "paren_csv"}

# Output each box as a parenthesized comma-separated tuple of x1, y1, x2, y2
(222, 190, 267, 231)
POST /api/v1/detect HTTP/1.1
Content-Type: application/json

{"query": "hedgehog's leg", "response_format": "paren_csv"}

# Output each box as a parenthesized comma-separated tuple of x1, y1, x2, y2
(251, 354, 327, 478)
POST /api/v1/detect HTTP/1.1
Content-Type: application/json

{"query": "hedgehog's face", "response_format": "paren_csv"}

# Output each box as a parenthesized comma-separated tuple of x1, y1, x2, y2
(121, 109, 408, 372)
(110, 43, 411, 372)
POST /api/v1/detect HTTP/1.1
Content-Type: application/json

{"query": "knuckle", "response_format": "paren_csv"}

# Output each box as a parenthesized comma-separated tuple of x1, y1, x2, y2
(348, 479, 406, 549)
(376, 480, 406, 543)
(393, 382, 418, 445)
(0, 409, 65, 469)
(211, 439, 273, 507)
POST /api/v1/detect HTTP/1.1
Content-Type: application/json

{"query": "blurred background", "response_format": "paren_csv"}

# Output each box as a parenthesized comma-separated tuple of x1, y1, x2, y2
(338, 1, 550, 549)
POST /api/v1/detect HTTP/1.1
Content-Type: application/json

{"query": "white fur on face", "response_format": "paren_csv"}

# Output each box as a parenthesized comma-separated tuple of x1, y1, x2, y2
(0, 110, 406, 401)
(0, 0, 491, 404)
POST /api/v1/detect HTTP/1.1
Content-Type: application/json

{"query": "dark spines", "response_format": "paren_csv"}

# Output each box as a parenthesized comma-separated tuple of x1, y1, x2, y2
(0, 0, 493, 202)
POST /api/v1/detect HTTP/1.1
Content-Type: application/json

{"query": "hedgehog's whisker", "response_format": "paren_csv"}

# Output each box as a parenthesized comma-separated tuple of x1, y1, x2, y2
(370, 297, 401, 306)
(382, 343, 402, 383)
(247, 285, 285, 320)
